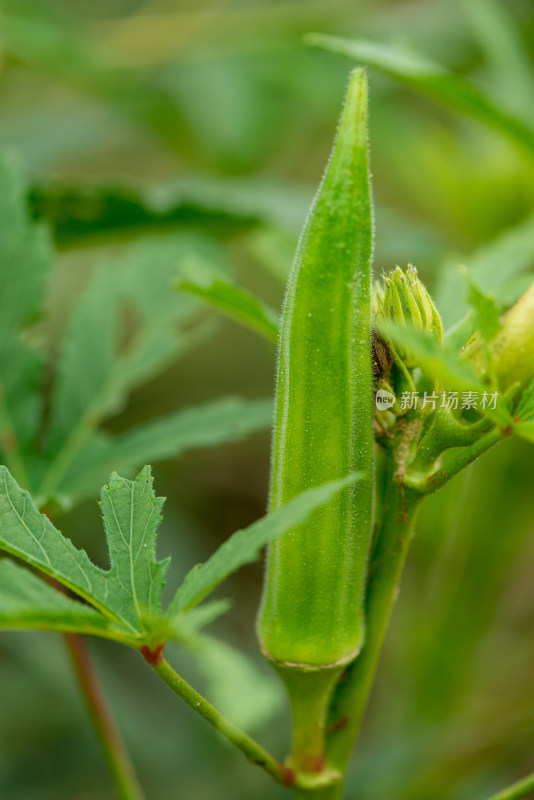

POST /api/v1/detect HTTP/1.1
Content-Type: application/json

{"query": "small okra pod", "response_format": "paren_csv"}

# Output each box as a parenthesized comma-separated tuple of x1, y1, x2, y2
(257, 69, 374, 773)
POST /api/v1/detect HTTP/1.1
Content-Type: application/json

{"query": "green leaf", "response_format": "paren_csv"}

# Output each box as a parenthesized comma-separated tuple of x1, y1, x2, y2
(0, 155, 50, 337)
(168, 472, 361, 616)
(464, 0, 534, 121)
(306, 34, 534, 157)
(29, 181, 263, 246)
(439, 211, 534, 334)
(174, 600, 233, 636)
(463, 270, 500, 341)
(176, 260, 279, 342)
(0, 559, 111, 636)
(0, 465, 114, 619)
(379, 320, 484, 390)
(378, 320, 511, 427)
(99, 467, 169, 628)
(47, 236, 209, 449)
(0, 152, 51, 463)
(54, 397, 273, 503)
(0, 465, 168, 640)
(41, 235, 218, 500)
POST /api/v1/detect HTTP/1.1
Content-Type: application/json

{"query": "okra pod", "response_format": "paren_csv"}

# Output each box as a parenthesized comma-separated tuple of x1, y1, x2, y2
(257, 69, 374, 773)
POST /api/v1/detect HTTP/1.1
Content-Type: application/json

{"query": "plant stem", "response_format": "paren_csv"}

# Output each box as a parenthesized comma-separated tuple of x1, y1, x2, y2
(65, 633, 145, 800)
(485, 772, 534, 800)
(324, 475, 421, 794)
(152, 656, 296, 788)
(406, 426, 505, 494)
(277, 664, 343, 775)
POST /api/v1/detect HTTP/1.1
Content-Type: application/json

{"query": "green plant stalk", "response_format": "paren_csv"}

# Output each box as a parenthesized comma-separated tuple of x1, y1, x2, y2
(152, 657, 296, 788)
(257, 67, 374, 778)
(485, 771, 534, 800)
(65, 633, 145, 800)
(405, 426, 506, 494)
(323, 420, 508, 796)
(325, 475, 421, 795)
(43, 502, 144, 800)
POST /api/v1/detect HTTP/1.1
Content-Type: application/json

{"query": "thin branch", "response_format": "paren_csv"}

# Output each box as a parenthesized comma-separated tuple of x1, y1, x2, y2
(65, 633, 145, 800)
(325, 477, 421, 786)
(405, 426, 506, 494)
(151, 656, 298, 789)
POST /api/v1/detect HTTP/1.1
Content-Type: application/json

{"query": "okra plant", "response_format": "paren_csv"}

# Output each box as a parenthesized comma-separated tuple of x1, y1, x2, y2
(1, 65, 534, 800)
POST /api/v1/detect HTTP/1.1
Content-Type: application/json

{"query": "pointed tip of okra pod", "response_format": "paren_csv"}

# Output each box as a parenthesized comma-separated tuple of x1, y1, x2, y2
(339, 68, 368, 148)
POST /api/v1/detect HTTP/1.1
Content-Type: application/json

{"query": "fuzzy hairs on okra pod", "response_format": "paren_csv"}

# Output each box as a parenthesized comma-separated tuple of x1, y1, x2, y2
(256, 69, 375, 772)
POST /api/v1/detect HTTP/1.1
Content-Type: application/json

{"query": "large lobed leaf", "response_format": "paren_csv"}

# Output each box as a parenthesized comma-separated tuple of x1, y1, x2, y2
(0, 465, 359, 646)
(0, 465, 165, 639)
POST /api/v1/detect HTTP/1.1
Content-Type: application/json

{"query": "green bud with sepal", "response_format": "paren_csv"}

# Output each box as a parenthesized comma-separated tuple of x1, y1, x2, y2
(374, 265, 443, 374)
(257, 69, 374, 777)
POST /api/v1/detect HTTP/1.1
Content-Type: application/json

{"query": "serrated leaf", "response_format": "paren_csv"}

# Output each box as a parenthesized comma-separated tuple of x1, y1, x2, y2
(0, 465, 168, 640)
(54, 396, 273, 503)
(306, 34, 534, 156)
(99, 467, 168, 626)
(168, 472, 361, 616)
(0, 559, 111, 636)
(176, 261, 279, 342)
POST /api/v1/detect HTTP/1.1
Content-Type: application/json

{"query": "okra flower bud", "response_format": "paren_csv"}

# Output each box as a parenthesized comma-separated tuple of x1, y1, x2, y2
(257, 70, 374, 773)
(375, 265, 443, 367)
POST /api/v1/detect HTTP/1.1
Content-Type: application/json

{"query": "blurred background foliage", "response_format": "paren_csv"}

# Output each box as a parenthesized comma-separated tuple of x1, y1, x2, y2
(1, 0, 534, 798)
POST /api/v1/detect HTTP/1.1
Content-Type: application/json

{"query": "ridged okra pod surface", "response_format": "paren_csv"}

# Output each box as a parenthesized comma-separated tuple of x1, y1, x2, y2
(257, 69, 374, 670)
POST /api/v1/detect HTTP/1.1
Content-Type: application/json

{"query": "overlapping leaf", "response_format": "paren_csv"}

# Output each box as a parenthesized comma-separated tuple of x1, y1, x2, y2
(176, 261, 279, 342)
(0, 559, 113, 637)
(167, 472, 361, 616)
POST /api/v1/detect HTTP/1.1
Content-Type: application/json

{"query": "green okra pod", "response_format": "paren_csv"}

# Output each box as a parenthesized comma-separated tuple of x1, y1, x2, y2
(257, 69, 374, 774)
